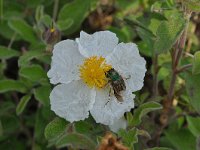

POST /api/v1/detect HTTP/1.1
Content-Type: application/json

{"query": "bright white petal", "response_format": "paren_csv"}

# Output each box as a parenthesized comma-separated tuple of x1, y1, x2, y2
(76, 31, 118, 57)
(90, 88, 135, 125)
(47, 40, 84, 84)
(106, 43, 146, 92)
(109, 117, 127, 133)
(50, 80, 96, 122)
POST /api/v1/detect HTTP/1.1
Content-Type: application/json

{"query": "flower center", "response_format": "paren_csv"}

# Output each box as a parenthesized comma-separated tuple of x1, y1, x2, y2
(79, 56, 112, 88)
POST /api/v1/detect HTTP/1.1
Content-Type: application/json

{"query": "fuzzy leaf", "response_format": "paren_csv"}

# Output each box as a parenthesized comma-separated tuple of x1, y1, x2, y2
(130, 102, 162, 126)
(0, 46, 20, 59)
(0, 79, 27, 93)
(118, 128, 138, 148)
(186, 116, 200, 137)
(154, 14, 185, 54)
(18, 50, 47, 67)
(19, 65, 47, 82)
(8, 19, 38, 43)
(16, 94, 31, 115)
(45, 118, 69, 141)
(56, 133, 96, 150)
(33, 85, 51, 106)
(58, 0, 95, 34)
(145, 147, 173, 150)
(185, 72, 200, 113)
(183, 0, 200, 12)
(192, 51, 200, 75)
(165, 128, 196, 150)
(0, 120, 3, 137)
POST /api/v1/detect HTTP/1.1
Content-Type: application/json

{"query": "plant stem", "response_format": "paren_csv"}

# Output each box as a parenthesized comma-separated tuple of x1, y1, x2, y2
(0, 0, 3, 21)
(155, 12, 192, 147)
(8, 32, 17, 48)
(167, 13, 190, 104)
(176, 64, 192, 74)
(152, 54, 159, 98)
(53, 0, 59, 21)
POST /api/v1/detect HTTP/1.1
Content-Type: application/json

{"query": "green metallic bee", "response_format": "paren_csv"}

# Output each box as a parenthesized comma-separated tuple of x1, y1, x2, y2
(105, 68, 126, 102)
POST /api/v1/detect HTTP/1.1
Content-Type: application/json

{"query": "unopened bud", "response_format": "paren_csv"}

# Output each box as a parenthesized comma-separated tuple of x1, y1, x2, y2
(42, 27, 61, 45)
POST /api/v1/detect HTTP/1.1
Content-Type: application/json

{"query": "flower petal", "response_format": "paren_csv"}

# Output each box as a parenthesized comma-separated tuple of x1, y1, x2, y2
(109, 117, 127, 133)
(76, 31, 118, 57)
(90, 88, 135, 125)
(50, 80, 96, 122)
(47, 40, 84, 84)
(106, 43, 146, 92)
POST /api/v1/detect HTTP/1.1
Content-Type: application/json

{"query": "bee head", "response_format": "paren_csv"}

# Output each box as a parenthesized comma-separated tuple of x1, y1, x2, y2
(105, 68, 114, 78)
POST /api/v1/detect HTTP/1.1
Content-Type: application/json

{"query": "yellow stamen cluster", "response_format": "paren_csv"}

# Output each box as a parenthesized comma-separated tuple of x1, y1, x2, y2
(79, 56, 112, 88)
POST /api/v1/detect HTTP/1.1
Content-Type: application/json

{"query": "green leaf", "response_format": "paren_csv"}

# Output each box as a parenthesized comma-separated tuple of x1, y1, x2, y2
(192, 51, 200, 75)
(16, 94, 31, 115)
(0, 101, 15, 116)
(8, 19, 38, 43)
(56, 133, 96, 150)
(154, 14, 185, 54)
(165, 128, 196, 150)
(18, 50, 45, 67)
(45, 118, 69, 141)
(183, 0, 200, 12)
(186, 116, 200, 137)
(19, 65, 47, 82)
(130, 102, 162, 126)
(39, 14, 52, 28)
(35, 5, 44, 23)
(145, 147, 173, 150)
(57, 19, 73, 31)
(33, 85, 51, 106)
(1, 115, 20, 135)
(0, 46, 20, 59)
(118, 128, 138, 148)
(34, 107, 52, 143)
(0, 120, 3, 137)
(0, 20, 21, 40)
(0, 79, 27, 93)
(185, 72, 200, 113)
(58, 0, 95, 34)
(75, 121, 93, 135)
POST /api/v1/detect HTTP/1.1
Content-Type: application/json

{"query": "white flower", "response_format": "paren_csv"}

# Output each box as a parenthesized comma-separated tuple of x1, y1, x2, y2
(47, 31, 146, 128)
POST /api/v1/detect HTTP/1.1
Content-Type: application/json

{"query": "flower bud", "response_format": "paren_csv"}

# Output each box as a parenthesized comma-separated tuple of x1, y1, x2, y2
(42, 27, 61, 45)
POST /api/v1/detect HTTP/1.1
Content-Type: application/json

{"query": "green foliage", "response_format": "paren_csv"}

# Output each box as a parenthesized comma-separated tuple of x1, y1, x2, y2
(16, 94, 31, 115)
(183, 0, 200, 12)
(56, 133, 96, 150)
(192, 51, 200, 75)
(145, 147, 173, 150)
(33, 85, 51, 106)
(57, 0, 96, 34)
(0, 79, 27, 93)
(18, 49, 49, 67)
(0, 46, 20, 59)
(45, 117, 69, 142)
(154, 13, 185, 54)
(127, 102, 162, 127)
(0, 120, 3, 137)
(19, 64, 48, 82)
(164, 128, 196, 150)
(185, 72, 200, 113)
(186, 116, 200, 137)
(8, 19, 38, 44)
(118, 128, 138, 148)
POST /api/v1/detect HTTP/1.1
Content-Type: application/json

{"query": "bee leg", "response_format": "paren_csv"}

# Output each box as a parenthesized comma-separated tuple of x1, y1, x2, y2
(104, 88, 112, 107)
